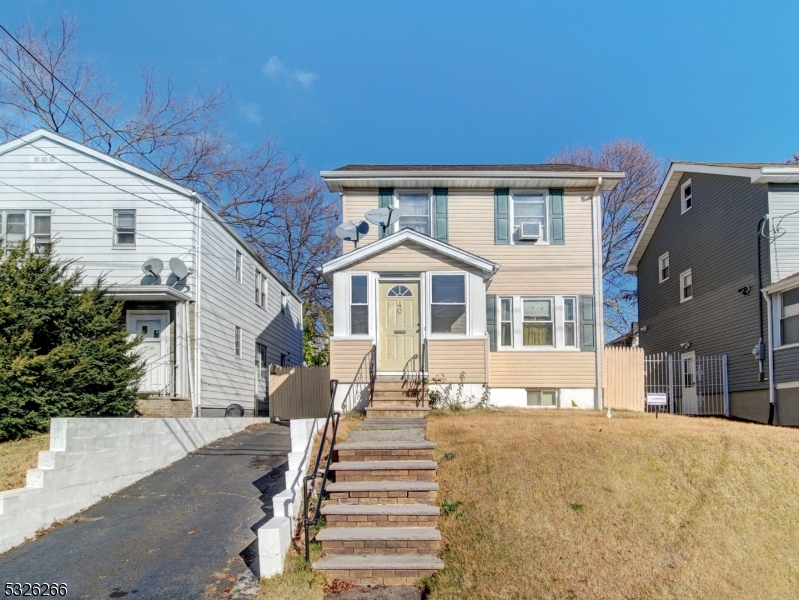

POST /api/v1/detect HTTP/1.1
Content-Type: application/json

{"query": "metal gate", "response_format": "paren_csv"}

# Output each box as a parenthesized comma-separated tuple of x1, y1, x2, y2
(644, 352, 729, 416)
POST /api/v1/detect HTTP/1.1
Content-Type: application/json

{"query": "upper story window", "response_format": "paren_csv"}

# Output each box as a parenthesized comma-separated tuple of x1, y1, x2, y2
(781, 288, 799, 346)
(512, 191, 547, 243)
(659, 252, 670, 283)
(681, 180, 693, 214)
(113, 210, 136, 247)
(431, 274, 466, 334)
(234, 325, 242, 357)
(281, 291, 288, 314)
(397, 192, 430, 235)
(235, 251, 242, 282)
(2, 211, 53, 255)
(522, 298, 553, 346)
(680, 269, 693, 302)
(350, 274, 368, 335)
(255, 270, 268, 308)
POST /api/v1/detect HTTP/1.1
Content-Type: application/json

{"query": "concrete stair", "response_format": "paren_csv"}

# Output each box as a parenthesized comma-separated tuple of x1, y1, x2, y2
(313, 411, 442, 586)
(366, 377, 429, 416)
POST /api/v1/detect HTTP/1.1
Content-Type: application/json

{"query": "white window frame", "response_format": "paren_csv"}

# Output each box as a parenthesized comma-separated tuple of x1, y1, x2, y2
(393, 189, 433, 236)
(777, 289, 799, 348)
(235, 251, 242, 283)
(281, 291, 288, 314)
(261, 273, 268, 309)
(1, 210, 53, 255)
(255, 269, 262, 306)
(499, 297, 513, 348)
(521, 296, 555, 348)
(113, 209, 136, 248)
(428, 271, 468, 337)
(234, 325, 242, 357)
(510, 189, 549, 245)
(680, 269, 693, 302)
(681, 179, 693, 214)
(563, 296, 577, 348)
(659, 252, 670, 283)
(349, 273, 369, 336)
(256, 342, 268, 369)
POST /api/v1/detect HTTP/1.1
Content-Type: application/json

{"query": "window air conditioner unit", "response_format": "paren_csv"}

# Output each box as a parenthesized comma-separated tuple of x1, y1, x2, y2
(519, 221, 542, 241)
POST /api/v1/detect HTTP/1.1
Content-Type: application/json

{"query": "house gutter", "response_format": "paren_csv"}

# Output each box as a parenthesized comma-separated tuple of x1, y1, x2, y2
(762, 289, 776, 423)
(593, 177, 604, 410)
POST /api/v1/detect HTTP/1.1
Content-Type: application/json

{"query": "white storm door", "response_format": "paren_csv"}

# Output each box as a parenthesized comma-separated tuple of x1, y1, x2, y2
(681, 351, 698, 415)
(129, 313, 169, 393)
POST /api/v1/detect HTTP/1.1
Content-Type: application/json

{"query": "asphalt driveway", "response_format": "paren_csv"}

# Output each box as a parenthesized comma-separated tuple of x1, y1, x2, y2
(0, 421, 291, 600)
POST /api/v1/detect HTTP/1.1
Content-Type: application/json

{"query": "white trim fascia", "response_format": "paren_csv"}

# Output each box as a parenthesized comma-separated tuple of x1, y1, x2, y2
(321, 170, 625, 193)
(763, 275, 799, 295)
(107, 284, 193, 303)
(3, 129, 200, 199)
(624, 162, 765, 274)
(320, 229, 499, 281)
(775, 380, 799, 389)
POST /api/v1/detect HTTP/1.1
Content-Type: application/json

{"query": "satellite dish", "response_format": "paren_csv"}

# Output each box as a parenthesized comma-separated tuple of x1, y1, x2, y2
(141, 258, 164, 277)
(335, 220, 369, 248)
(169, 257, 191, 280)
(365, 207, 399, 235)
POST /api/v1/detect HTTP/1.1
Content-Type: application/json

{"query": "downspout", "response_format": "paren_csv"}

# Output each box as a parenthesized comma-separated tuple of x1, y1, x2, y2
(195, 201, 203, 417)
(762, 289, 776, 424)
(755, 215, 774, 424)
(593, 177, 604, 409)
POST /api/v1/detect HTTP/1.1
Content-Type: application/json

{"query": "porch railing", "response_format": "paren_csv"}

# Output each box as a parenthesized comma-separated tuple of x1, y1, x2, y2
(303, 378, 340, 564)
(368, 344, 377, 406)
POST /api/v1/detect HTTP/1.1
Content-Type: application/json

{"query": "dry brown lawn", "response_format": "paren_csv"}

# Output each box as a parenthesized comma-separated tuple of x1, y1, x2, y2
(0, 433, 49, 492)
(427, 408, 799, 600)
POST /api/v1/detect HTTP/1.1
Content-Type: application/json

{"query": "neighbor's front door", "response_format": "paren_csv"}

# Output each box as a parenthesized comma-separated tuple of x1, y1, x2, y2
(379, 281, 420, 373)
(681, 351, 698, 414)
(128, 313, 169, 393)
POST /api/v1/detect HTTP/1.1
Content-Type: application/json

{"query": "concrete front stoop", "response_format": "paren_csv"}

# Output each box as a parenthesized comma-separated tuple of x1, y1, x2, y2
(313, 396, 443, 585)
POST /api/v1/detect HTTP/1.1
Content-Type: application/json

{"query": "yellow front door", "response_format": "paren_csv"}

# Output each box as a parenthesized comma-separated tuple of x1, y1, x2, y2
(379, 281, 420, 373)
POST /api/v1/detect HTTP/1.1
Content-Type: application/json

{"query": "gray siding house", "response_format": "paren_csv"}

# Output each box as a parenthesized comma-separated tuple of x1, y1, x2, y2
(625, 162, 799, 425)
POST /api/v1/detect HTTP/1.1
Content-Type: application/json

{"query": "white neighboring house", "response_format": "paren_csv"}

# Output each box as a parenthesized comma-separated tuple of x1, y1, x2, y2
(0, 129, 303, 417)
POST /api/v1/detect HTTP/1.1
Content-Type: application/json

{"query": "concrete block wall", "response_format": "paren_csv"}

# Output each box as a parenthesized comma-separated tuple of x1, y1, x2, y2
(134, 398, 193, 418)
(258, 418, 325, 578)
(0, 417, 267, 554)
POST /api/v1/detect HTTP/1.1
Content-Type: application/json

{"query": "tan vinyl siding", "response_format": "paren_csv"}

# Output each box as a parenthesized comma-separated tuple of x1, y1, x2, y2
(347, 241, 480, 274)
(427, 337, 487, 383)
(330, 338, 373, 384)
(489, 351, 596, 388)
(342, 188, 594, 295)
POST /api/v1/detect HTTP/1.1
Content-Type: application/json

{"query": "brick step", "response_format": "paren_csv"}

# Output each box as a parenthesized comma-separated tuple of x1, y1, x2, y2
(326, 480, 438, 505)
(321, 503, 439, 527)
(314, 554, 443, 585)
(355, 418, 427, 430)
(365, 406, 430, 419)
(316, 526, 440, 555)
(331, 460, 437, 482)
(335, 441, 436, 462)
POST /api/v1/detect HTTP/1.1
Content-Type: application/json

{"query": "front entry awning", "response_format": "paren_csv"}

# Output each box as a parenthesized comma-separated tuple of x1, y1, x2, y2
(107, 284, 192, 303)
(320, 228, 500, 284)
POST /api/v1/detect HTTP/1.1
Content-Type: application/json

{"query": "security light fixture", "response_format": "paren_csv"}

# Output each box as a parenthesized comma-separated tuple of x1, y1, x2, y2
(680, 342, 692, 350)
(738, 286, 750, 295)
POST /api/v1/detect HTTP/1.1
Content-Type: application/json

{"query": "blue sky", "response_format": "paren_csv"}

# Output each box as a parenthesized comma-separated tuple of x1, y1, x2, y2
(4, 1, 799, 171)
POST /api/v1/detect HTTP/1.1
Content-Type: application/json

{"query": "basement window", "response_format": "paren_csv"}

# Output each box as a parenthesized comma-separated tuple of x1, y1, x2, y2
(527, 389, 557, 407)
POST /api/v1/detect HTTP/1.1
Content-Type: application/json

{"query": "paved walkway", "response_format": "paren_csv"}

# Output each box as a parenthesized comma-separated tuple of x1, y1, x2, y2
(0, 422, 291, 600)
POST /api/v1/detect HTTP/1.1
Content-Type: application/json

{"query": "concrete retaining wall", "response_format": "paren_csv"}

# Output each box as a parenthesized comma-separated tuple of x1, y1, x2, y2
(0, 417, 267, 553)
(258, 418, 325, 578)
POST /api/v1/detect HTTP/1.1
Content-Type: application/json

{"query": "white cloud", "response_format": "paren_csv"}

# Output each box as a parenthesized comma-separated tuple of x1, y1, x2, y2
(238, 102, 262, 124)
(262, 55, 318, 89)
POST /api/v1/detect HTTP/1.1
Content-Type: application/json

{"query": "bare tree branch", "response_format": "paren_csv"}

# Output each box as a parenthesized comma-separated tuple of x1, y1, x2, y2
(550, 140, 663, 337)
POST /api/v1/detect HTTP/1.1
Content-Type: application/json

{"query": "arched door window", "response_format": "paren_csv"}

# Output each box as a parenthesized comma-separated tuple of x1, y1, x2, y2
(387, 285, 413, 297)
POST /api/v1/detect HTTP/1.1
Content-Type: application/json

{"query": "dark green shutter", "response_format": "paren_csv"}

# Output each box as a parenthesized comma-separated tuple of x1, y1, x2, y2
(433, 188, 448, 242)
(549, 188, 564, 245)
(579, 295, 596, 351)
(494, 189, 510, 245)
(486, 294, 497, 351)
(378, 188, 393, 239)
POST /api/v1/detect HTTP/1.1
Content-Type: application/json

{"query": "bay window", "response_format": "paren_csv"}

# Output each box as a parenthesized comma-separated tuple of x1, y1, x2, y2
(522, 298, 553, 346)
(431, 274, 466, 334)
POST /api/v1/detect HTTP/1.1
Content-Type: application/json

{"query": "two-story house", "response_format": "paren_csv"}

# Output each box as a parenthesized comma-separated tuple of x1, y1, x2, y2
(625, 161, 799, 426)
(0, 129, 302, 417)
(319, 165, 625, 412)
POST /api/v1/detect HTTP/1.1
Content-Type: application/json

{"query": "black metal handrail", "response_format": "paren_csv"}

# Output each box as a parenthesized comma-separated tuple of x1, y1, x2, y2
(368, 344, 377, 406)
(420, 339, 428, 407)
(302, 378, 340, 564)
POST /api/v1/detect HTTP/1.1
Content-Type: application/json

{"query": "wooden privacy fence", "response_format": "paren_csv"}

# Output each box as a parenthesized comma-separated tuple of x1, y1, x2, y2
(269, 365, 331, 420)
(603, 346, 645, 411)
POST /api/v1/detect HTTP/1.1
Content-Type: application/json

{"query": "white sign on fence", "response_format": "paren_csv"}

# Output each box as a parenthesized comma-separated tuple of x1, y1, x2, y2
(646, 392, 668, 406)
